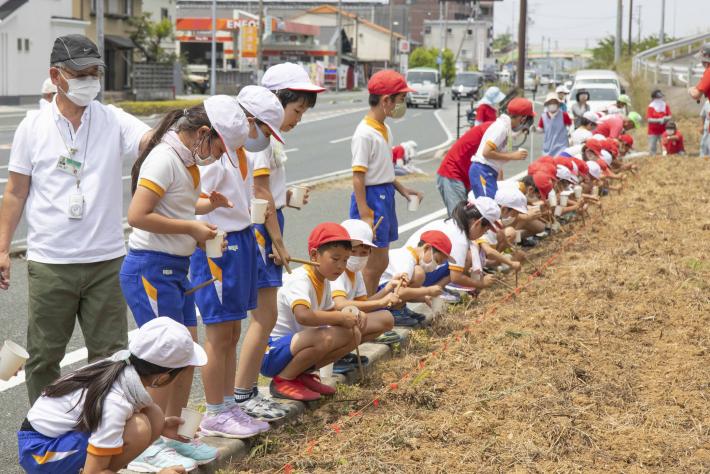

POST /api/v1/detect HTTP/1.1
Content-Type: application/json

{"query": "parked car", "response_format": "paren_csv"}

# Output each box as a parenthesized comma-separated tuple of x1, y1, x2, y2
(450, 72, 484, 101)
(572, 69, 622, 94)
(524, 70, 539, 91)
(406, 67, 444, 109)
(481, 64, 498, 82)
(568, 83, 619, 114)
(183, 64, 209, 94)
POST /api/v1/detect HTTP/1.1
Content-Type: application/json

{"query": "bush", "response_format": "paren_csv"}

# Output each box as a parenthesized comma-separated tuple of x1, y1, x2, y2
(112, 99, 204, 116)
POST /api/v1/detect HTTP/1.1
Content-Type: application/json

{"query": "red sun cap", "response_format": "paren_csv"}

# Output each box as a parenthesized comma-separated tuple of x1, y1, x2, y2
(584, 140, 602, 157)
(308, 222, 352, 253)
(367, 69, 415, 95)
(603, 139, 619, 158)
(532, 172, 556, 200)
(507, 97, 536, 117)
(570, 157, 589, 176)
(619, 134, 634, 149)
(420, 230, 455, 262)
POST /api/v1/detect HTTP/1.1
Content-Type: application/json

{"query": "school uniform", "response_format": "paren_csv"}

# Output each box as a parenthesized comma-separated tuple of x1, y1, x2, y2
(119, 140, 200, 327)
(661, 131, 685, 155)
(260, 266, 334, 377)
(377, 246, 420, 291)
(332, 270, 368, 302)
(189, 147, 259, 323)
(249, 137, 289, 288)
(469, 114, 512, 199)
(404, 219, 468, 286)
(349, 116, 398, 247)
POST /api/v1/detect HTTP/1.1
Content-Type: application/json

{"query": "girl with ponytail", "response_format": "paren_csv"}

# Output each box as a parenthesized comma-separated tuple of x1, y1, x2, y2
(18, 317, 208, 474)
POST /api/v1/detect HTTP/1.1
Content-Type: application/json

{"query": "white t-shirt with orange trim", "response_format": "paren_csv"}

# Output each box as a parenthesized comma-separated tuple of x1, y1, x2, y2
(351, 117, 395, 186)
(272, 265, 334, 339)
(248, 136, 287, 209)
(197, 147, 253, 233)
(472, 114, 512, 172)
(404, 219, 468, 273)
(28, 383, 135, 457)
(128, 143, 200, 256)
(378, 246, 419, 287)
(332, 269, 368, 301)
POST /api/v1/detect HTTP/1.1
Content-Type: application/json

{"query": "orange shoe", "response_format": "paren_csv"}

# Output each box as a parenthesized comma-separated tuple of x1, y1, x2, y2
(297, 372, 337, 395)
(270, 376, 321, 401)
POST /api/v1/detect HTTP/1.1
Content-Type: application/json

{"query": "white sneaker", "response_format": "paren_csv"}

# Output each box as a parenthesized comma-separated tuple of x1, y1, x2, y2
(127, 442, 198, 472)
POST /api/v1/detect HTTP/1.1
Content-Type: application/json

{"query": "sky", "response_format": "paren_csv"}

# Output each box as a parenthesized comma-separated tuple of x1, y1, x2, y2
(493, 0, 710, 51)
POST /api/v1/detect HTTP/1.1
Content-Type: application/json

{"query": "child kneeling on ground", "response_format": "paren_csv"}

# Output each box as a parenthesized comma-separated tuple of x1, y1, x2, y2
(261, 223, 363, 401)
(18, 317, 208, 474)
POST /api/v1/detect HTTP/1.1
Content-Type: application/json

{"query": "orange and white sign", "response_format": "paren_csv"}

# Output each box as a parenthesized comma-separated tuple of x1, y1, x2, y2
(240, 25, 258, 58)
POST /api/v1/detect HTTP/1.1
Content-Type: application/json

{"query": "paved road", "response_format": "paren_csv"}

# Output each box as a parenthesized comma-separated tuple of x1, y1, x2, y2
(0, 94, 543, 470)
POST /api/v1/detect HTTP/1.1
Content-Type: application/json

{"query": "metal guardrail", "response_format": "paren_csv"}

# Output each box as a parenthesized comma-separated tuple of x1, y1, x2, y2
(632, 32, 710, 86)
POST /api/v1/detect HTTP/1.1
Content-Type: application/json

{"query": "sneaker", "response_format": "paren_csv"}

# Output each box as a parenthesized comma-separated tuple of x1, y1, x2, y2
(374, 330, 402, 345)
(237, 388, 290, 421)
(297, 372, 336, 395)
(162, 438, 218, 466)
(439, 289, 461, 304)
(227, 403, 271, 432)
(270, 376, 321, 401)
(403, 306, 426, 322)
(391, 308, 419, 327)
(198, 409, 263, 439)
(127, 443, 198, 473)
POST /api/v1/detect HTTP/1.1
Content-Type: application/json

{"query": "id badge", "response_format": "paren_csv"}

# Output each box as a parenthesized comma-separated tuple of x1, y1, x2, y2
(68, 193, 84, 219)
(56, 155, 82, 177)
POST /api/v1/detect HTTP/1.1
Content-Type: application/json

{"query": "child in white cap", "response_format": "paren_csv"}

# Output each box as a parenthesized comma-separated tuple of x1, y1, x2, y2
(18, 317, 208, 474)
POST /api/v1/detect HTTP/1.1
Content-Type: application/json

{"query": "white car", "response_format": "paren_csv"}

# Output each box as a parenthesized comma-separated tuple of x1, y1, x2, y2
(572, 69, 622, 94)
(568, 84, 619, 114)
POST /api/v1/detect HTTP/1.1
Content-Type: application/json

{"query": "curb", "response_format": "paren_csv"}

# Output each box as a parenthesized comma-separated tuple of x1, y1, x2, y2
(120, 302, 434, 474)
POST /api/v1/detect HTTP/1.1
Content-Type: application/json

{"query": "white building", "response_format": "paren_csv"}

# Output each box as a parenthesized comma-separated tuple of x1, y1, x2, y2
(423, 19, 493, 71)
(0, 0, 88, 103)
(142, 0, 178, 56)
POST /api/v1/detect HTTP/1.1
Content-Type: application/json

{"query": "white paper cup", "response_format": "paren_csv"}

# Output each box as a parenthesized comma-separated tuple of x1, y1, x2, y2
(319, 362, 334, 379)
(560, 193, 569, 207)
(515, 230, 522, 244)
(592, 186, 599, 196)
(574, 185, 583, 199)
(430, 296, 444, 315)
(548, 191, 558, 207)
(177, 407, 203, 439)
(0, 340, 29, 381)
(407, 195, 420, 211)
(288, 186, 307, 208)
(205, 230, 225, 259)
(250, 198, 268, 224)
(554, 205, 563, 217)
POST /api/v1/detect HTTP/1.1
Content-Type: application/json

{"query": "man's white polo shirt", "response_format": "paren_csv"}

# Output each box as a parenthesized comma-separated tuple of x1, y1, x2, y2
(8, 99, 149, 263)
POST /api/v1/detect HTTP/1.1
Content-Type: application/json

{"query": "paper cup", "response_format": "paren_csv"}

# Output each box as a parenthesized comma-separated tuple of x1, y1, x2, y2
(554, 205, 563, 217)
(560, 193, 569, 207)
(430, 296, 444, 316)
(592, 186, 599, 196)
(319, 362, 334, 379)
(177, 407, 203, 439)
(250, 198, 268, 224)
(548, 191, 558, 207)
(205, 230, 225, 259)
(0, 340, 29, 381)
(574, 185, 583, 199)
(515, 230, 522, 244)
(407, 195, 420, 212)
(288, 186, 307, 208)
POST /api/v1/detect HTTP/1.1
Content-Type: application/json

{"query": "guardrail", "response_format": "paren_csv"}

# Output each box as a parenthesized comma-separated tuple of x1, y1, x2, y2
(632, 32, 710, 86)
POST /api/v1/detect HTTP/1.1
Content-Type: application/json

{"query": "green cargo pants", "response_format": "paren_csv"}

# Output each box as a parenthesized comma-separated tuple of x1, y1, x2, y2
(25, 257, 128, 404)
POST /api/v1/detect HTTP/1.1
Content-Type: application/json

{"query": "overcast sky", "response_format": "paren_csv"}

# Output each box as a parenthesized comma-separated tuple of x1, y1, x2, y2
(493, 0, 710, 51)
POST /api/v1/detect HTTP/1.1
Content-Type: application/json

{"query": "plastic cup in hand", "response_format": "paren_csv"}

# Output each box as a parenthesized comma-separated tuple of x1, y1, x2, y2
(205, 230, 225, 259)
(592, 186, 599, 196)
(554, 205, 563, 217)
(250, 198, 268, 224)
(407, 195, 420, 211)
(0, 340, 29, 381)
(560, 192, 570, 207)
(288, 186, 307, 208)
(319, 362, 334, 379)
(574, 185, 583, 199)
(548, 190, 558, 207)
(177, 407, 203, 439)
(515, 230, 522, 244)
(430, 296, 444, 316)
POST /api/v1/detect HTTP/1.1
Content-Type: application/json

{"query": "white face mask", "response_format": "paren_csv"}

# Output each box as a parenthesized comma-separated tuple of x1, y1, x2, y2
(547, 104, 559, 114)
(501, 216, 515, 226)
(421, 249, 439, 273)
(245, 124, 270, 152)
(346, 255, 369, 273)
(192, 133, 218, 166)
(59, 71, 100, 106)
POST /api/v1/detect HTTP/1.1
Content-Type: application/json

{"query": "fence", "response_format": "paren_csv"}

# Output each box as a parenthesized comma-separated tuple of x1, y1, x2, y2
(632, 32, 710, 87)
(132, 63, 178, 101)
(215, 70, 254, 95)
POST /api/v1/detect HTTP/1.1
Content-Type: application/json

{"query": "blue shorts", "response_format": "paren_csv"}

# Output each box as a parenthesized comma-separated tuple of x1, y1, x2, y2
(190, 227, 259, 324)
(254, 209, 285, 289)
(468, 162, 499, 198)
(349, 182, 398, 247)
(119, 249, 197, 327)
(260, 334, 294, 377)
(423, 263, 450, 286)
(18, 429, 89, 474)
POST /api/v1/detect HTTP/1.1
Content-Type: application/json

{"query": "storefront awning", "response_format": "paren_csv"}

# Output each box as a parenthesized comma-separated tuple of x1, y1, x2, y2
(105, 35, 135, 49)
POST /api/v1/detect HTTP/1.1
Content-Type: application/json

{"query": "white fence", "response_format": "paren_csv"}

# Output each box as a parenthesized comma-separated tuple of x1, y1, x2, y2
(632, 32, 710, 86)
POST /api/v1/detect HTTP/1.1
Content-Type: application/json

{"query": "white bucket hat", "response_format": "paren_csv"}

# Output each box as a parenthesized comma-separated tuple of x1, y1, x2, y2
(556, 164, 579, 184)
(495, 187, 529, 214)
(587, 160, 602, 179)
(236, 85, 285, 143)
(340, 219, 376, 247)
(261, 62, 326, 93)
(204, 95, 249, 165)
(129, 317, 208, 368)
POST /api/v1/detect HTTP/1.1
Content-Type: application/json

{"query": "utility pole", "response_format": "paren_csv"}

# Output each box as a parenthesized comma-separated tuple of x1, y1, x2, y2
(256, 0, 264, 74)
(388, 0, 394, 68)
(659, 0, 665, 45)
(516, 0, 526, 90)
(96, 0, 104, 100)
(210, 0, 216, 95)
(336, 0, 342, 90)
(438, 0, 444, 78)
(614, 0, 622, 62)
(628, 0, 633, 55)
(637, 5, 642, 42)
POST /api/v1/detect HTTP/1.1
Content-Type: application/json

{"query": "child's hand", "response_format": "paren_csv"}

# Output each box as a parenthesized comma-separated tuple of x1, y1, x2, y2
(162, 416, 189, 442)
(189, 222, 217, 244)
(509, 260, 522, 273)
(339, 311, 358, 329)
(383, 292, 401, 308)
(208, 190, 233, 209)
(513, 149, 528, 160)
(158, 468, 187, 474)
(360, 210, 374, 229)
(357, 311, 368, 331)
(481, 274, 496, 288)
(427, 286, 443, 297)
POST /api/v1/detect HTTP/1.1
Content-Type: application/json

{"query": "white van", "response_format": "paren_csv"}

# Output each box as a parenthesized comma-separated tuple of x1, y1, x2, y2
(572, 69, 622, 94)
(406, 68, 444, 109)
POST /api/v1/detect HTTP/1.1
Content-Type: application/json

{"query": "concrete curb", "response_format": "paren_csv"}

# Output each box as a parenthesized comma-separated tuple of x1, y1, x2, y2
(120, 302, 435, 474)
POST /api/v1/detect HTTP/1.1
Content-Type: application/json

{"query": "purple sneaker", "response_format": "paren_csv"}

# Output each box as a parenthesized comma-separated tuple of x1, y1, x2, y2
(198, 410, 262, 439)
(227, 404, 270, 433)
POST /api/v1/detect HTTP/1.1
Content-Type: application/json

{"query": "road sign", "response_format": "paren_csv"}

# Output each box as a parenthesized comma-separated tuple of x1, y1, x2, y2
(398, 39, 410, 54)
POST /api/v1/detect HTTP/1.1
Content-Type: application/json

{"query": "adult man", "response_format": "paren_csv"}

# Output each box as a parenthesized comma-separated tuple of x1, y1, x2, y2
(0, 35, 152, 403)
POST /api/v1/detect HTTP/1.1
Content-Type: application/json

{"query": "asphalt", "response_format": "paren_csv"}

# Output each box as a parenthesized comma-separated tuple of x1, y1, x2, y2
(0, 94, 544, 471)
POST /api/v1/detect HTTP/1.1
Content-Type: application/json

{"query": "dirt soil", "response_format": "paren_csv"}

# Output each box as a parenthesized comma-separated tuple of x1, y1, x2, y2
(228, 156, 710, 473)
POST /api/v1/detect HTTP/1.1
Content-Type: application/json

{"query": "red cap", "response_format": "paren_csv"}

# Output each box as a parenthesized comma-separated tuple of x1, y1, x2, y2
(507, 97, 536, 117)
(528, 157, 556, 177)
(420, 230, 454, 262)
(553, 156, 575, 173)
(585, 140, 602, 157)
(570, 157, 589, 176)
(367, 70, 415, 95)
(532, 172, 556, 199)
(603, 139, 619, 158)
(307, 222, 352, 252)
(619, 134, 634, 149)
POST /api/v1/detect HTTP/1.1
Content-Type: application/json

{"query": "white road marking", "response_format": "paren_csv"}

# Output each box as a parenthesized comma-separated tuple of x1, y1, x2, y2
(284, 148, 299, 154)
(329, 135, 352, 144)
(0, 143, 11, 150)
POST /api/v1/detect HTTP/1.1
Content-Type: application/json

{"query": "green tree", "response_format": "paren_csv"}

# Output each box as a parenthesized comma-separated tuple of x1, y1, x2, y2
(589, 35, 671, 69)
(492, 33, 513, 53)
(128, 12, 176, 64)
(408, 47, 456, 85)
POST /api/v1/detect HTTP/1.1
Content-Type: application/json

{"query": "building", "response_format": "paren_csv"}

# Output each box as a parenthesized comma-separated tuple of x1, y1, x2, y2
(422, 18, 493, 71)
(0, 0, 88, 104)
(142, 0, 178, 57)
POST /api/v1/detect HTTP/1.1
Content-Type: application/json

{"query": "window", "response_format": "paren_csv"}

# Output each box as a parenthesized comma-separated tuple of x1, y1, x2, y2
(161, 8, 169, 20)
(17, 38, 22, 51)
(467, 29, 473, 36)
(24, 39, 29, 51)
(446, 27, 452, 34)
(424, 25, 431, 34)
